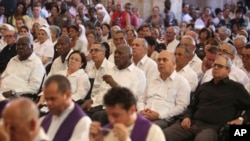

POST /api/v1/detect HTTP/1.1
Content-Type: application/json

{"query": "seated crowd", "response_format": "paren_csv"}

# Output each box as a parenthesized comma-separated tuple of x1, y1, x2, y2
(0, 0, 250, 141)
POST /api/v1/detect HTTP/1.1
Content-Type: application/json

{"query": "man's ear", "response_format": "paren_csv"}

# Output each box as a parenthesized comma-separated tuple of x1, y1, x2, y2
(30, 44, 33, 51)
(65, 90, 72, 100)
(29, 118, 37, 131)
(128, 54, 133, 59)
(227, 68, 231, 74)
(128, 105, 136, 115)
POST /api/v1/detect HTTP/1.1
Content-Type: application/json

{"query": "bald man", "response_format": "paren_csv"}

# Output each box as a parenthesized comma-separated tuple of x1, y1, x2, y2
(185, 30, 197, 42)
(137, 50, 190, 129)
(2, 98, 49, 141)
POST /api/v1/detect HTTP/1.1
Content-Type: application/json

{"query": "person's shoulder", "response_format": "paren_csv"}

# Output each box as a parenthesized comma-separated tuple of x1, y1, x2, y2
(145, 56, 157, 66)
(147, 124, 165, 141)
(103, 59, 114, 69)
(132, 64, 145, 75)
(52, 56, 61, 64)
(226, 78, 245, 88)
(76, 69, 89, 78)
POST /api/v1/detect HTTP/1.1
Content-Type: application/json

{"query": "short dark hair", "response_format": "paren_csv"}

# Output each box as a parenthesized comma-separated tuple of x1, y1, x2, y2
(101, 42, 110, 59)
(68, 50, 87, 69)
(44, 75, 71, 94)
(50, 4, 60, 13)
(245, 43, 250, 49)
(144, 36, 157, 47)
(207, 45, 219, 54)
(104, 87, 136, 111)
(16, 17, 26, 25)
(199, 28, 212, 40)
(102, 23, 111, 31)
(68, 25, 80, 33)
(115, 30, 127, 38)
(17, 2, 27, 15)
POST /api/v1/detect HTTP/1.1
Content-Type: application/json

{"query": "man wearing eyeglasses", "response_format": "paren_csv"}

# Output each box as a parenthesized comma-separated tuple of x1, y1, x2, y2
(83, 44, 146, 125)
(201, 43, 249, 87)
(84, 42, 114, 112)
(164, 55, 250, 141)
(0, 31, 17, 73)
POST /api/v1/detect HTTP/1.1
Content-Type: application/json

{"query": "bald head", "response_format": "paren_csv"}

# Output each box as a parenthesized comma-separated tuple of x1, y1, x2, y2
(2, 98, 40, 141)
(157, 51, 176, 79)
(158, 50, 175, 63)
(114, 44, 132, 69)
(185, 30, 197, 41)
(117, 44, 132, 55)
(3, 98, 39, 121)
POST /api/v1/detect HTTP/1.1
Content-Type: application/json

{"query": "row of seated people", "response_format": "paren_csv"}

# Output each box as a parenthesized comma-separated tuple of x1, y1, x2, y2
(0, 33, 250, 140)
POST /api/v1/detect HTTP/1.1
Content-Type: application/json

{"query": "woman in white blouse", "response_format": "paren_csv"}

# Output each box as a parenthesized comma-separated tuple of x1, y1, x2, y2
(37, 50, 90, 105)
(33, 27, 54, 67)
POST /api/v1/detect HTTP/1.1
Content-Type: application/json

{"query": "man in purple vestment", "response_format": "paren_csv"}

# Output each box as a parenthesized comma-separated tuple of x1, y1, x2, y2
(41, 75, 91, 141)
(89, 87, 165, 141)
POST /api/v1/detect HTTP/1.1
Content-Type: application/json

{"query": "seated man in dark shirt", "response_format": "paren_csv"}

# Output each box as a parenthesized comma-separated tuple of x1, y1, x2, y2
(164, 54, 250, 141)
(0, 30, 17, 73)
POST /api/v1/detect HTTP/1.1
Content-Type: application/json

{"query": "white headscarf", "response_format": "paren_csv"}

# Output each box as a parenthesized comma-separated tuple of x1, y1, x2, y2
(1, 24, 15, 31)
(39, 26, 52, 41)
(95, 3, 111, 24)
(78, 24, 88, 54)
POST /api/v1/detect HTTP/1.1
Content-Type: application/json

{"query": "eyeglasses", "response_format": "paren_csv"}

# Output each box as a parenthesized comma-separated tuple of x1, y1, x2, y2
(242, 54, 250, 59)
(212, 63, 228, 69)
(5, 35, 14, 38)
(218, 49, 233, 56)
(90, 48, 102, 53)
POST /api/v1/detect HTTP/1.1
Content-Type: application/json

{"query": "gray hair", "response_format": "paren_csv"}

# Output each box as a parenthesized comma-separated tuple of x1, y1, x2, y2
(18, 35, 32, 48)
(111, 25, 121, 32)
(93, 42, 106, 52)
(115, 30, 127, 38)
(166, 26, 177, 35)
(49, 25, 61, 38)
(151, 28, 159, 36)
(176, 46, 192, 56)
(218, 26, 231, 36)
(234, 35, 247, 45)
(216, 54, 232, 69)
(182, 35, 196, 46)
(139, 38, 148, 49)
(220, 43, 237, 56)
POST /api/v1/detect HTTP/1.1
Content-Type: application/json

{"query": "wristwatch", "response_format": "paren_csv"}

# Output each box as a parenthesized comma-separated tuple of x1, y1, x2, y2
(238, 117, 244, 121)
(11, 90, 16, 96)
